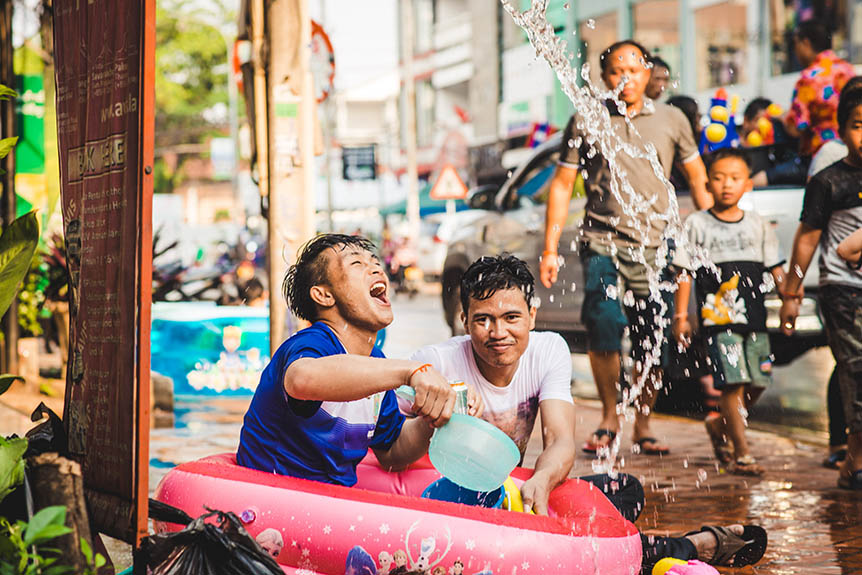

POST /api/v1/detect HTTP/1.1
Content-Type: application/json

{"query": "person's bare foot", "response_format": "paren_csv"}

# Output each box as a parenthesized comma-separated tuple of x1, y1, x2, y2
(686, 524, 744, 563)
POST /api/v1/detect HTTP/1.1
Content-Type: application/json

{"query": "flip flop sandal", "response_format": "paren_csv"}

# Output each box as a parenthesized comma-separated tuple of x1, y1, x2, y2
(704, 415, 733, 464)
(633, 437, 670, 456)
(582, 428, 617, 454)
(731, 456, 765, 477)
(823, 448, 848, 469)
(837, 469, 862, 490)
(686, 525, 768, 567)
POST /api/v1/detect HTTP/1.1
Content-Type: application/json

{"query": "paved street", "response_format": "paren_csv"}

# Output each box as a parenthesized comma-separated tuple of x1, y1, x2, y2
(144, 291, 862, 574)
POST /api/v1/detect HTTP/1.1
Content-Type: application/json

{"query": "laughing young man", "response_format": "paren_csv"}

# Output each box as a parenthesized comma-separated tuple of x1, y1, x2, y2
(237, 234, 479, 485)
(411, 255, 767, 572)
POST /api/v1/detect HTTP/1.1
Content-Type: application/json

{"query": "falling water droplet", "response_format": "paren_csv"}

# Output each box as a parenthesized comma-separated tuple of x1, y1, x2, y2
(586, 18, 595, 29)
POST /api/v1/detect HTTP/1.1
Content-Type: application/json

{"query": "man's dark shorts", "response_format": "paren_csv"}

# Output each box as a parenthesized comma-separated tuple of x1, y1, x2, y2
(580, 242, 673, 370)
(820, 284, 862, 434)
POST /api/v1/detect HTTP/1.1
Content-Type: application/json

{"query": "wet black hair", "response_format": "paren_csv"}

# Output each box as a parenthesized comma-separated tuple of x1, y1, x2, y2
(743, 97, 773, 122)
(599, 40, 651, 74)
(845, 75, 862, 93)
(795, 20, 832, 54)
(706, 147, 752, 175)
(648, 55, 670, 73)
(838, 83, 862, 134)
(460, 254, 535, 315)
(667, 95, 700, 143)
(283, 233, 378, 322)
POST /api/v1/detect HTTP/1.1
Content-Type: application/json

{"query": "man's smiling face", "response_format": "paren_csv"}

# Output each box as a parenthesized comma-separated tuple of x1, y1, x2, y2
(323, 244, 392, 331)
(463, 287, 536, 371)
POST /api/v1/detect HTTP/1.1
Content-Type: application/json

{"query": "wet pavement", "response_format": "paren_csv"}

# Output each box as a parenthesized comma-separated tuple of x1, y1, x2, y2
(146, 292, 862, 574)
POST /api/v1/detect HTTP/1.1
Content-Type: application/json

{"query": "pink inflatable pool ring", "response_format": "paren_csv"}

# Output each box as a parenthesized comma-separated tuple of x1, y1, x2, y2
(154, 452, 642, 574)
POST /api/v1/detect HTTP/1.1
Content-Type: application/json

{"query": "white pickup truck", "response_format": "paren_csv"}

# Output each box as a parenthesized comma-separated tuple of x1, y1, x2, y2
(442, 134, 825, 369)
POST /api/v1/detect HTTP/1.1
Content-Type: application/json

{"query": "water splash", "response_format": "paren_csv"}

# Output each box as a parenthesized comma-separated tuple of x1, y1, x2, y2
(500, 0, 722, 475)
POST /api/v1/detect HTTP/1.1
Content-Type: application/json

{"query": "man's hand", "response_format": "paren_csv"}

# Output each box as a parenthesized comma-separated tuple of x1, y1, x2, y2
(779, 298, 800, 336)
(465, 385, 484, 417)
(520, 475, 550, 515)
(672, 314, 693, 348)
(408, 366, 456, 428)
(540, 252, 559, 288)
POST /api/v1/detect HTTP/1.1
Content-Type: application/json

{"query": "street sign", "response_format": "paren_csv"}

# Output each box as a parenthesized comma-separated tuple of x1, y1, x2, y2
(430, 164, 468, 200)
(342, 145, 376, 181)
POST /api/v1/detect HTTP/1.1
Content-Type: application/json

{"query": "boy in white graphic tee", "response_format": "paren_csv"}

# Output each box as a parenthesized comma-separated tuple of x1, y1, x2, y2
(672, 148, 786, 476)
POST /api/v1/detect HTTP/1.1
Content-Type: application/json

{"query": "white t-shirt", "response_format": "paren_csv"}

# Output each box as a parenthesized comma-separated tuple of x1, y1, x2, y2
(409, 331, 573, 457)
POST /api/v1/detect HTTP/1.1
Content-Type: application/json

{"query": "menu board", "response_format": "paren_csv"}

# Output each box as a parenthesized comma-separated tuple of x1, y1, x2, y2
(53, 0, 153, 543)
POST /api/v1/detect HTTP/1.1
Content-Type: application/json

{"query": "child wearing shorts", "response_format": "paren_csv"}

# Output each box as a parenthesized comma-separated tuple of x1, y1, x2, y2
(673, 148, 786, 476)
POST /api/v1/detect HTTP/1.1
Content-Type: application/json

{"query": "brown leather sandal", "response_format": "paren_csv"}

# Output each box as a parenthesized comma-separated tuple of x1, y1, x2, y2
(686, 525, 768, 567)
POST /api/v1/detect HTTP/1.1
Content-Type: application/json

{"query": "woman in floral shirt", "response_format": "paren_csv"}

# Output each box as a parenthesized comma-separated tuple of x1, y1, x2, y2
(786, 21, 855, 158)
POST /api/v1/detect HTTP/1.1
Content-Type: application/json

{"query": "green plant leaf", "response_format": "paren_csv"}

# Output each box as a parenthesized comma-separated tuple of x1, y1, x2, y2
(79, 536, 92, 563)
(26, 524, 72, 546)
(0, 137, 17, 160)
(94, 553, 106, 569)
(0, 374, 23, 396)
(0, 436, 27, 503)
(0, 85, 16, 100)
(0, 212, 40, 320)
(23, 506, 67, 546)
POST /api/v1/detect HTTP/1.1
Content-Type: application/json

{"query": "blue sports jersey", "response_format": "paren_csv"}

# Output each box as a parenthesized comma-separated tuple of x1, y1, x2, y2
(236, 322, 404, 486)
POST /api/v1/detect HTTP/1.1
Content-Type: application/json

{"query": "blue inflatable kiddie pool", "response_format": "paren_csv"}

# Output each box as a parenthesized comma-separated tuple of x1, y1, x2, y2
(151, 303, 270, 397)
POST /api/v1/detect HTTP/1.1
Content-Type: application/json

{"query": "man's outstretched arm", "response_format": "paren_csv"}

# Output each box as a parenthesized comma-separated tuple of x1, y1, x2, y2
(286, 356, 455, 426)
(521, 399, 576, 515)
(540, 165, 578, 288)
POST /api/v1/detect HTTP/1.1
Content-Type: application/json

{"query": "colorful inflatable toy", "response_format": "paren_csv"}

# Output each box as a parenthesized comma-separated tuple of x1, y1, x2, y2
(154, 453, 642, 574)
(699, 88, 740, 155)
(653, 557, 719, 575)
(744, 103, 784, 147)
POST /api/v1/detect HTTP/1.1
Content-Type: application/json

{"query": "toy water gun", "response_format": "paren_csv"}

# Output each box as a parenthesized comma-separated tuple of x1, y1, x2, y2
(653, 557, 719, 575)
(745, 103, 784, 147)
(699, 88, 740, 154)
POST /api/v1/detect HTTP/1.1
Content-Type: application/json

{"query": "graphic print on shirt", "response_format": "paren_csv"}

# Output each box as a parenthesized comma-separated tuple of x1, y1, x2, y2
(702, 274, 748, 327)
(480, 396, 540, 458)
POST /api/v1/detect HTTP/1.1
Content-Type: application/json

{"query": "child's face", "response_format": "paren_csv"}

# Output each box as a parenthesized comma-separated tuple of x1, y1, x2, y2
(840, 104, 862, 164)
(707, 157, 752, 210)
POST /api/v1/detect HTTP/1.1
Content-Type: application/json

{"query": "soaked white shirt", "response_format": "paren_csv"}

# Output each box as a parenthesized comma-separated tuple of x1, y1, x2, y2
(410, 331, 573, 457)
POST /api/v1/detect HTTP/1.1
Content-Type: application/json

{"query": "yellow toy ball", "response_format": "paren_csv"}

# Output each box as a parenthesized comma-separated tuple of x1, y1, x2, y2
(705, 123, 727, 143)
(709, 105, 729, 123)
(766, 103, 783, 117)
(652, 557, 687, 575)
(756, 116, 773, 135)
(746, 131, 764, 147)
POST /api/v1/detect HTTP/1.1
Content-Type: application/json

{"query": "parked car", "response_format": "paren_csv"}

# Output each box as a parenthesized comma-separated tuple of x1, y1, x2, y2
(415, 201, 493, 281)
(441, 133, 825, 365)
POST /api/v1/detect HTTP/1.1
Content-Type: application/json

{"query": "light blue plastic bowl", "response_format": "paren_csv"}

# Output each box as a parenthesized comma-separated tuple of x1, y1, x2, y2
(429, 413, 521, 492)
(394, 385, 521, 492)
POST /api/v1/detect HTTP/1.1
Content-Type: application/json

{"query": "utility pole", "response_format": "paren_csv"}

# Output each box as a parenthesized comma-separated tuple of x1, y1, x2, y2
(0, 0, 18, 374)
(401, 0, 420, 244)
(263, 0, 317, 351)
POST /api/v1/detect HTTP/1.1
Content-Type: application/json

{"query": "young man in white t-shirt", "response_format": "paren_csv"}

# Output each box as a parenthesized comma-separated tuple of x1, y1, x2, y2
(411, 255, 768, 571)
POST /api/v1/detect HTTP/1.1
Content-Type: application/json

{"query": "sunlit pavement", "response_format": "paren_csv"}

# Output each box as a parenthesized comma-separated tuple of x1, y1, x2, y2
(148, 291, 862, 574)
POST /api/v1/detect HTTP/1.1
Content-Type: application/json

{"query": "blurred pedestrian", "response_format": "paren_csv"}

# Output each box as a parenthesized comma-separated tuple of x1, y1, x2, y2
(804, 80, 862, 471)
(780, 86, 862, 490)
(673, 148, 786, 476)
(785, 21, 854, 158)
(541, 40, 710, 456)
(646, 56, 671, 101)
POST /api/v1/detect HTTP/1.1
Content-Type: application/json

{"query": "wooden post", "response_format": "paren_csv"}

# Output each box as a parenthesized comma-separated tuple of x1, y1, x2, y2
(27, 454, 92, 573)
(0, 0, 19, 375)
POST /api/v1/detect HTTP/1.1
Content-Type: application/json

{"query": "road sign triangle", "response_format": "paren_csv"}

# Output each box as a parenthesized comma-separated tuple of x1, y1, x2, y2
(430, 164, 468, 200)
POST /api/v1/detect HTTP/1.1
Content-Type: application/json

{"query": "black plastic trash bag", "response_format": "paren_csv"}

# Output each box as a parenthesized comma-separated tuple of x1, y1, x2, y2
(139, 506, 283, 575)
